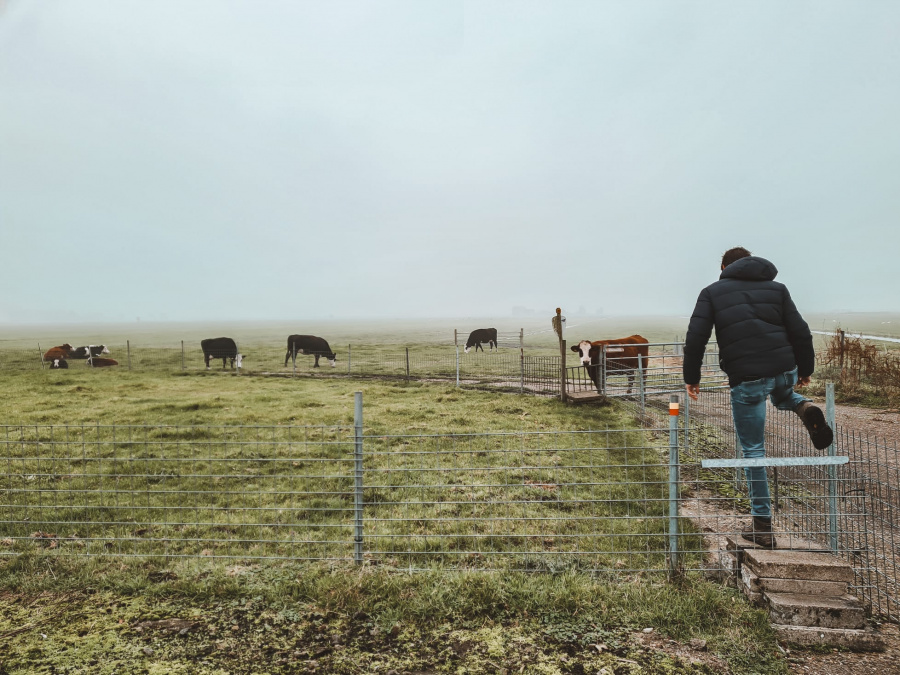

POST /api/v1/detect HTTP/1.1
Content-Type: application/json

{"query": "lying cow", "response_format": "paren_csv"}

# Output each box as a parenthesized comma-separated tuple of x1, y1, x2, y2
(571, 335, 649, 394)
(43, 344, 73, 361)
(464, 328, 498, 354)
(50, 358, 68, 369)
(70, 345, 110, 359)
(284, 335, 336, 368)
(201, 337, 243, 370)
(89, 357, 118, 367)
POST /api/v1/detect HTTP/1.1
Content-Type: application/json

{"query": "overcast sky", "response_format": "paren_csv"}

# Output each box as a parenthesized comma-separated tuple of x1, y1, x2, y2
(1, 1, 898, 324)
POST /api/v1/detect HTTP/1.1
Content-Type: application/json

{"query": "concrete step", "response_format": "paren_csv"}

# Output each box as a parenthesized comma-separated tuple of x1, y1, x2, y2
(742, 548, 855, 583)
(772, 624, 885, 652)
(725, 534, 830, 553)
(740, 564, 849, 598)
(766, 592, 868, 630)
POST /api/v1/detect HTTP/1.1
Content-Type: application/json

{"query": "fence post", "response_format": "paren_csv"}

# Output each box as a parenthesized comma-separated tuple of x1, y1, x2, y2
(733, 400, 743, 490)
(638, 355, 645, 411)
(668, 394, 681, 578)
(683, 388, 690, 454)
(348, 344, 351, 375)
(354, 391, 364, 565)
(559, 339, 567, 402)
(181, 340, 185, 371)
(520, 328, 524, 394)
(405, 347, 410, 380)
(599, 344, 606, 396)
(826, 382, 838, 553)
(455, 345, 460, 387)
(38, 343, 45, 369)
(126, 340, 132, 370)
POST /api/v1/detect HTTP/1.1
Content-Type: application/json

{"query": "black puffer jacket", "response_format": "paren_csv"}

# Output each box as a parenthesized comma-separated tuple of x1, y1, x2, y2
(683, 256, 815, 386)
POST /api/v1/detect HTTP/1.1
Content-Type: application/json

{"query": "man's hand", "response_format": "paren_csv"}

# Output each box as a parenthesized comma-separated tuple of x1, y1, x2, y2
(685, 384, 699, 401)
(797, 375, 811, 388)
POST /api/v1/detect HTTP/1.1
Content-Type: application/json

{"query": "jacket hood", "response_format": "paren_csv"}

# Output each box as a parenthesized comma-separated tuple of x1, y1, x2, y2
(719, 256, 778, 282)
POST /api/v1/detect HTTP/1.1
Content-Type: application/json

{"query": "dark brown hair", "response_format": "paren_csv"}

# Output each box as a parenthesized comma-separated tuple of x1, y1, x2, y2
(722, 246, 752, 268)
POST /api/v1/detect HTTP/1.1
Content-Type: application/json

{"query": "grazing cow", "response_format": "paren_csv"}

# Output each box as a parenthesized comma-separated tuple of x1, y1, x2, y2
(200, 337, 243, 370)
(89, 357, 118, 367)
(284, 335, 336, 368)
(70, 345, 110, 359)
(571, 335, 649, 394)
(43, 344, 73, 361)
(464, 328, 498, 354)
(50, 359, 68, 369)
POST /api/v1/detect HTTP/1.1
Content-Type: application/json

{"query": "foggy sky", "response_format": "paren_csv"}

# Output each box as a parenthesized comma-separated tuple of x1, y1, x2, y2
(1, 1, 898, 324)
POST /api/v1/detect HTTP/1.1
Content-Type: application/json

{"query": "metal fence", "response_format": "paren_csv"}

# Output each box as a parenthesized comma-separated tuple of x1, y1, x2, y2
(632, 385, 900, 622)
(565, 342, 725, 400)
(3, 386, 900, 620)
(1, 397, 680, 574)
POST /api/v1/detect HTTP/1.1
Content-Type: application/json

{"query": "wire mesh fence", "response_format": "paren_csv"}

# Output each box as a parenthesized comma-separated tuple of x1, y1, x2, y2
(4, 389, 900, 620)
(1, 424, 358, 560)
(566, 342, 725, 400)
(622, 385, 900, 622)
(1, 416, 682, 574)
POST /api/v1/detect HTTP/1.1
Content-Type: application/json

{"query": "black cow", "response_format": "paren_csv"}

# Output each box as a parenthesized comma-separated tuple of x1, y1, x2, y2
(284, 335, 336, 368)
(464, 328, 498, 354)
(70, 345, 110, 359)
(49, 358, 68, 369)
(201, 337, 243, 370)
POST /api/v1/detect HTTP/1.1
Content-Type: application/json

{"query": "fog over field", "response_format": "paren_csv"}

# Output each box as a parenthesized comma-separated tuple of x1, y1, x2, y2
(1, 1, 898, 325)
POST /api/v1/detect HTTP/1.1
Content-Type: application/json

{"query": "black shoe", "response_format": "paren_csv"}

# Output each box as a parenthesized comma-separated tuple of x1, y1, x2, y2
(741, 516, 777, 549)
(797, 403, 834, 450)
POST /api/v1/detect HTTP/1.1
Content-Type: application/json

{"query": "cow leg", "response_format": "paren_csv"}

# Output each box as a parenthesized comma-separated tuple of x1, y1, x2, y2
(222, 358, 227, 370)
(314, 354, 320, 368)
(205, 355, 210, 370)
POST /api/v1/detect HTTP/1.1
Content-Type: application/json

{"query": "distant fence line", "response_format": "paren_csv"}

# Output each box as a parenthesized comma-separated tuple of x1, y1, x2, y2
(1, 337, 707, 401)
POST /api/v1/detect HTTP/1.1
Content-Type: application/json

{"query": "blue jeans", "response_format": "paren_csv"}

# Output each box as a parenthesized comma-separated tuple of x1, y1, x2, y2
(730, 367, 809, 518)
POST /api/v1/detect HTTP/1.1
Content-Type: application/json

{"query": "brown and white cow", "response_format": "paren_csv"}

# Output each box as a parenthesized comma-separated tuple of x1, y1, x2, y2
(43, 344, 73, 361)
(89, 357, 119, 367)
(571, 335, 649, 394)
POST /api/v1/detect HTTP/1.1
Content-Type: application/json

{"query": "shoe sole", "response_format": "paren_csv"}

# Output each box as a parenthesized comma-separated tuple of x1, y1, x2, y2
(801, 405, 834, 450)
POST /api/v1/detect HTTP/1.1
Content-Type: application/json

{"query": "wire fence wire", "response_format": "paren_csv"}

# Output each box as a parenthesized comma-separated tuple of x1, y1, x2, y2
(2, 422, 680, 573)
(3, 390, 900, 621)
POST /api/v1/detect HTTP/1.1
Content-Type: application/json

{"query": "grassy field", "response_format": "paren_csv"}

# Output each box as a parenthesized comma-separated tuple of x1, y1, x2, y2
(0, 340, 795, 673)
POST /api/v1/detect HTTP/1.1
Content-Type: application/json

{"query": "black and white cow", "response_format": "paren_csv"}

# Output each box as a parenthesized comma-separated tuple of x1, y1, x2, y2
(70, 345, 110, 359)
(284, 335, 336, 368)
(464, 328, 498, 354)
(49, 358, 68, 369)
(201, 337, 243, 370)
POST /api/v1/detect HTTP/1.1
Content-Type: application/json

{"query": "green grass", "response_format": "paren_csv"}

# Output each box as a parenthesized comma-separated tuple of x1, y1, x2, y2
(2, 368, 681, 570)
(0, 361, 791, 673)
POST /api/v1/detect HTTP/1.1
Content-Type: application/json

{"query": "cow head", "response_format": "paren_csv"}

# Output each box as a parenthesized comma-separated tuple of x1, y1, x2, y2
(100, 345, 110, 354)
(328, 352, 336, 367)
(235, 354, 243, 369)
(571, 340, 596, 366)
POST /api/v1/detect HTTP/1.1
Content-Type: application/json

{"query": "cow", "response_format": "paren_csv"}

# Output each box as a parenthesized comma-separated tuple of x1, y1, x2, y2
(464, 328, 498, 354)
(571, 335, 649, 394)
(49, 358, 68, 369)
(89, 357, 118, 367)
(43, 344, 73, 361)
(284, 335, 336, 368)
(200, 337, 243, 370)
(70, 345, 110, 359)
